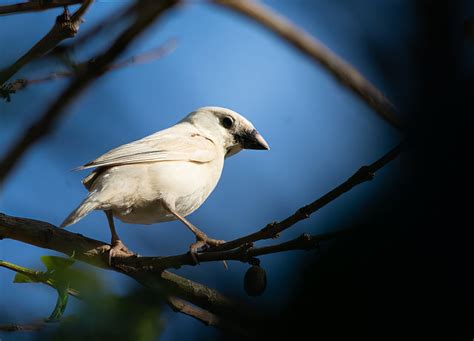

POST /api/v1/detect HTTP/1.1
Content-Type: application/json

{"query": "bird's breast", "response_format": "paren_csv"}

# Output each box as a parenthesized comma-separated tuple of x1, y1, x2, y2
(108, 158, 224, 224)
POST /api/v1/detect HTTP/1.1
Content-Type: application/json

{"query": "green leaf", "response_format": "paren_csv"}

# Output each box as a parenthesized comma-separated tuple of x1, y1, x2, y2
(3, 257, 79, 322)
(41, 255, 75, 273)
(3, 255, 81, 295)
(47, 286, 70, 322)
(13, 272, 35, 283)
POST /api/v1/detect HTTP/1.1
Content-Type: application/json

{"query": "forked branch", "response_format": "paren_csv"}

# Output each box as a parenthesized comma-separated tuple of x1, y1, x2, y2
(209, 142, 403, 252)
(0, 0, 93, 86)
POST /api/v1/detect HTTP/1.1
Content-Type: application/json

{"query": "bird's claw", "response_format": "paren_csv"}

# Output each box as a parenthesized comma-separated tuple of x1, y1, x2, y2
(108, 239, 134, 266)
(189, 240, 206, 264)
(202, 238, 226, 249)
(188, 235, 226, 265)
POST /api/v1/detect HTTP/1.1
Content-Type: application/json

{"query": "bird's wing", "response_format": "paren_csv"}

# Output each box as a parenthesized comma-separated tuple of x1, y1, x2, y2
(77, 129, 217, 170)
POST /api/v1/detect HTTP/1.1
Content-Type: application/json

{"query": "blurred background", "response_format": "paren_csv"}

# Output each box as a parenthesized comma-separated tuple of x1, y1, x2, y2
(0, 0, 473, 340)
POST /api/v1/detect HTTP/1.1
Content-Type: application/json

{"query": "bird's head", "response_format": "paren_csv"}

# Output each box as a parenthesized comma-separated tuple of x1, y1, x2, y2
(184, 106, 270, 158)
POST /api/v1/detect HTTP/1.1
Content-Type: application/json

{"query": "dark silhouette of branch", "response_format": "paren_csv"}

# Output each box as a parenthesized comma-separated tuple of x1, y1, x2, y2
(0, 0, 180, 186)
(0, 0, 93, 86)
(210, 142, 403, 252)
(46, 1, 142, 61)
(0, 0, 82, 16)
(66, 1, 136, 51)
(213, 0, 401, 130)
(1, 39, 177, 100)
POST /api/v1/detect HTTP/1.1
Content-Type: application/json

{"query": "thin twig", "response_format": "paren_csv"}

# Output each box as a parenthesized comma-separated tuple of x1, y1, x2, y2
(0, 0, 82, 16)
(167, 296, 220, 325)
(1, 38, 177, 100)
(209, 142, 403, 252)
(65, 0, 138, 51)
(0, 0, 93, 86)
(108, 38, 177, 71)
(117, 230, 350, 271)
(213, 0, 401, 130)
(167, 296, 252, 338)
(0, 260, 81, 298)
(0, 0, 179, 186)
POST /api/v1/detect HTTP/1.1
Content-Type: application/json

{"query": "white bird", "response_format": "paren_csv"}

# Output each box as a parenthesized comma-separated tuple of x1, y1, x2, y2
(61, 106, 269, 263)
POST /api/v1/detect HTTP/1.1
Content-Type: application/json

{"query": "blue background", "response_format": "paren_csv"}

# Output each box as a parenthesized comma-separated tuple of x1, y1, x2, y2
(0, 0, 411, 339)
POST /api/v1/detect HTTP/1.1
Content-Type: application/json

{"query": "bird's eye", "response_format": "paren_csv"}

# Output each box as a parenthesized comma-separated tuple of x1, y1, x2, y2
(222, 116, 234, 129)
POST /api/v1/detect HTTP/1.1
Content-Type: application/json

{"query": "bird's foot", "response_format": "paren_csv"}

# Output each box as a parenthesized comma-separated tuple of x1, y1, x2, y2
(108, 239, 134, 266)
(188, 234, 226, 265)
(202, 236, 226, 248)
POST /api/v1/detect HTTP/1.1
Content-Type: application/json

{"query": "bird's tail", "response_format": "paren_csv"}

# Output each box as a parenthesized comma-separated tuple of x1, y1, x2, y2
(60, 193, 99, 228)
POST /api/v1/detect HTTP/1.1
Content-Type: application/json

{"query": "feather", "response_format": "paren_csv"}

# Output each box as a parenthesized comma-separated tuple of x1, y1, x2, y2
(76, 127, 217, 170)
(60, 192, 99, 228)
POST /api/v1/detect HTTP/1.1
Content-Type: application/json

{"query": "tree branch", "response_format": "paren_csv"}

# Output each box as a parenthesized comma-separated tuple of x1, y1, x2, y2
(212, 0, 401, 130)
(167, 296, 252, 338)
(0, 0, 179, 186)
(0, 0, 93, 86)
(0, 0, 83, 16)
(1, 38, 177, 101)
(0, 212, 257, 324)
(209, 142, 403, 252)
(0, 256, 249, 335)
(117, 230, 350, 271)
(65, 0, 136, 51)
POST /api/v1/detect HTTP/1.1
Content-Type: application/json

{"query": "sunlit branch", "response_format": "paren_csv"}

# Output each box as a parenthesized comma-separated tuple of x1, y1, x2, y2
(0, 0, 93, 86)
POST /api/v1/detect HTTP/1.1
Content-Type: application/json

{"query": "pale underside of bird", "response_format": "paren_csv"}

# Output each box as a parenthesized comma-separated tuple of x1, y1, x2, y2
(61, 106, 269, 263)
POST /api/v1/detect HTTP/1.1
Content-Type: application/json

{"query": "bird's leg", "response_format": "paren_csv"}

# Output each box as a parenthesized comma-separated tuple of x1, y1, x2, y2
(164, 206, 225, 263)
(168, 209, 225, 246)
(105, 210, 133, 265)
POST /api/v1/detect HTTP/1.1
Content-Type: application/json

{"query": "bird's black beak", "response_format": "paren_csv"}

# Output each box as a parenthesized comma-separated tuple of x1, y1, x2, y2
(238, 129, 270, 150)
